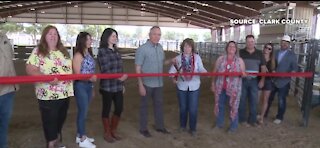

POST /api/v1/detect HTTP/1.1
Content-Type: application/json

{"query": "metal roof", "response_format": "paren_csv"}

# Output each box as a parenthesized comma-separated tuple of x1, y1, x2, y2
(0, 1, 316, 29)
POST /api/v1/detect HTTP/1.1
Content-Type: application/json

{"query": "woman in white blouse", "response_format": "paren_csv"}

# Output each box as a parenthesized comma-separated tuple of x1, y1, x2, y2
(169, 38, 207, 137)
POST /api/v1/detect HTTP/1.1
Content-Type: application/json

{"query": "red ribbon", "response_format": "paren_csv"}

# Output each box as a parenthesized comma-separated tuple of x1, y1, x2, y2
(0, 72, 313, 84)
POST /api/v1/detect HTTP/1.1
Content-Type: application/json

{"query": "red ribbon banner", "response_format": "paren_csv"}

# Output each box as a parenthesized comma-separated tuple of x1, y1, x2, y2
(0, 72, 313, 84)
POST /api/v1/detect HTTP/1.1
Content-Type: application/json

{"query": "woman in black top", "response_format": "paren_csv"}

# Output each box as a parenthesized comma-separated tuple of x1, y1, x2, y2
(258, 43, 275, 125)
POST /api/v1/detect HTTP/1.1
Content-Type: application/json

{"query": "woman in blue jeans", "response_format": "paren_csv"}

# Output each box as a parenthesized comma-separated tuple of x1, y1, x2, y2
(73, 32, 97, 148)
(211, 41, 246, 133)
(169, 38, 207, 136)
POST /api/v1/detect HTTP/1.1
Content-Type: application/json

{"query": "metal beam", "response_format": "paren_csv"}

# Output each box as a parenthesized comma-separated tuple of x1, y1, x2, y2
(0, 1, 89, 18)
(113, 1, 213, 28)
(0, 1, 66, 13)
(109, 2, 210, 28)
(172, 1, 230, 21)
(145, 1, 224, 23)
(204, 1, 258, 18)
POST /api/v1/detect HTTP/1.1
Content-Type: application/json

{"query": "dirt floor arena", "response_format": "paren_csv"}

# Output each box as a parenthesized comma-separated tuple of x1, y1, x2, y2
(7, 50, 320, 148)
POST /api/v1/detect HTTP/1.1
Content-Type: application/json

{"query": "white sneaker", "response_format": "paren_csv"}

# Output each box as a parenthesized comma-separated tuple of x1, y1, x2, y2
(273, 119, 282, 124)
(76, 136, 95, 143)
(78, 138, 96, 148)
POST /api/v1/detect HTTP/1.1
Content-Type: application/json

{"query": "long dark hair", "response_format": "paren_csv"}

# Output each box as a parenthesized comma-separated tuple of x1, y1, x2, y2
(74, 32, 93, 57)
(99, 28, 118, 50)
(264, 43, 275, 71)
(37, 25, 69, 58)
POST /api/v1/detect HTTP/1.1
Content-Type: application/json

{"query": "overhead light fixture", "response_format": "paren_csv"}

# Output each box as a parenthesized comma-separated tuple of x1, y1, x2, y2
(177, 18, 181, 21)
(261, 1, 273, 5)
(278, 8, 286, 11)
(141, 3, 146, 6)
(30, 8, 35, 11)
(141, 8, 146, 11)
(41, 11, 45, 14)
(220, 25, 224, 27)
(107, 6, 112, 9)
(317, 6, 320, 10)
(202, 3, 208, 7)
(8, 15, 12, 18)
(67, 2, 72, 4)
(74, 5, 78, 8)
(17, 4, 23, 7)
(193, 8, 198, 12)
(104, 2, 108, 5)
(225, 1, 234, 5)
(187, 12, 191, 15)
(181, 16, 185, 19)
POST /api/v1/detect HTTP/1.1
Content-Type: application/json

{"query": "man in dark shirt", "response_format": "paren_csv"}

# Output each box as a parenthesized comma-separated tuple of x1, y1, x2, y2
(238, 35, 267, 127)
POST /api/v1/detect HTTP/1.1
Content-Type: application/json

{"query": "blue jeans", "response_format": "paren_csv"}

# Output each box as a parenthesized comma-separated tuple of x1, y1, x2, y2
(74, 81, 93, 137)
(238, 78, 258, 124)
(177, 88, 199, 132)
(0, 92, 15, 148)
(265, 83, 290, 120)
(216, 89, 238, 131)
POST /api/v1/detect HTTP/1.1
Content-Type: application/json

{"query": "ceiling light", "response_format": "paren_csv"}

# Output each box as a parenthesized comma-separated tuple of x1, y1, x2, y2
(74, 5, 78, 8)
(317, 6, 320, 10)
(141, 3, 146, 6)
(141, 8, 146, 11)
(181, 16, 185, 19)
(67, 2, 71, 4)
(107, 6, 112, 9)
(17, 4, 23, 7)
(202, 3, 208, 6)
(30, 8, 35, 11)
(187, 12, 191, 15)
(278, 8, 286, 11)
(8, 15, 12, 18)
(220, 25, 224, 27)
(193, 8, 198, 12)
(41, 11, 45, 14)
(261, 1, 273, 5)
(225, 1, 234, 5)
(104, 2, 108, 5)
(177, 18, 181, 21)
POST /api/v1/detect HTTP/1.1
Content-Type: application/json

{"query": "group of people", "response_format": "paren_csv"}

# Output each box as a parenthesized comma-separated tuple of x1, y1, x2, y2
(211, 35, 298, 133)
(0, 25, 298, 148)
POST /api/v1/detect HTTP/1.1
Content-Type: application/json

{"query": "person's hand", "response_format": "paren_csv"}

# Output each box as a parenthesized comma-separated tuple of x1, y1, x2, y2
(172, 78, 178, 84)
(139, 84, 146, 96)
(258, 80, 264, 89)
(241, 72, 248, 78)
(89, 75, 97, 82)
(119, 74, 128, 82)
(49, 78, 59, 85)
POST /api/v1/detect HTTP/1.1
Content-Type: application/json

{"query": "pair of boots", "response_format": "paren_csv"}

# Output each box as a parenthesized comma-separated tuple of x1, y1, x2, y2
(102, 115, 121, 143)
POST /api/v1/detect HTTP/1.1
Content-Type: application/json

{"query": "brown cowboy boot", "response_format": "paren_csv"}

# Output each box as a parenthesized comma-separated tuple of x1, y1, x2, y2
(111, 115, 122, 140)
(102, 118, 115, 143)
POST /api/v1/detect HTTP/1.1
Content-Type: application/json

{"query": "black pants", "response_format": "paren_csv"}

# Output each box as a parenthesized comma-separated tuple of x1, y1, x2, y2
(100, 90, 123, 118)
(38, 98, 70, 142)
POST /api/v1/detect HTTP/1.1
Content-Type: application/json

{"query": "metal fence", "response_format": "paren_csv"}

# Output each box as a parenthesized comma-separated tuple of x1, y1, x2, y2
(196, 40, 320, 127)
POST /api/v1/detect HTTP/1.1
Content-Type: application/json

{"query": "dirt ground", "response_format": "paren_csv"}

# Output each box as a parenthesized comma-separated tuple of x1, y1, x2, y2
(7, 50, 320, 148)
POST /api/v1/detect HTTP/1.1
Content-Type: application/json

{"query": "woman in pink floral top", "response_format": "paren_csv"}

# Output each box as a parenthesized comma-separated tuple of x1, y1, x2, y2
(211, 41, 246, 133)
(26, 25, 73, 148)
